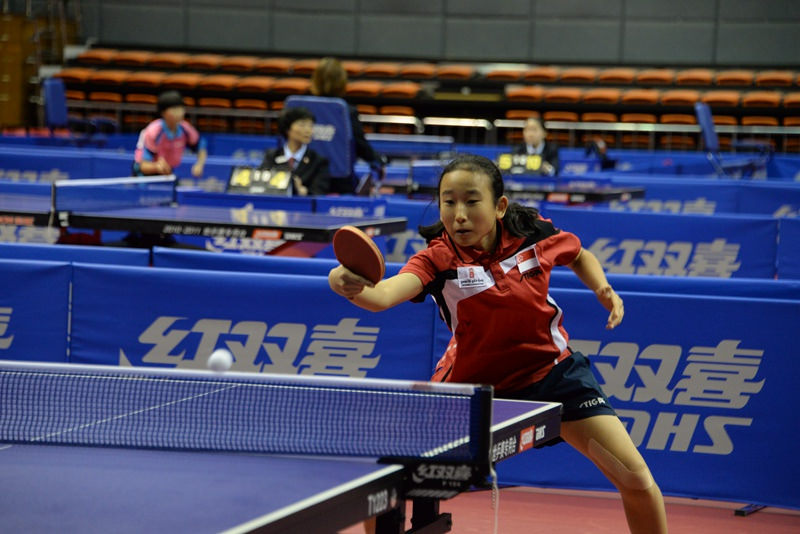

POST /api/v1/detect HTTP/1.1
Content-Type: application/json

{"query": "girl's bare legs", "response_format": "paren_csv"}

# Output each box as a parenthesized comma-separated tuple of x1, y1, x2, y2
(561, 415, 668, 534)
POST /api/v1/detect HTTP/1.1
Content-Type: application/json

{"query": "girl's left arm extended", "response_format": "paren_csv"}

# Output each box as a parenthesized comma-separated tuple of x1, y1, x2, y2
(567, 248, 624, 329)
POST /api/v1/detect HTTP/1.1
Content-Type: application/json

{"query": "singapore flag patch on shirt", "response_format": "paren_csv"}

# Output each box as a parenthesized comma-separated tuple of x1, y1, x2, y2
(515, 244, 541, 274)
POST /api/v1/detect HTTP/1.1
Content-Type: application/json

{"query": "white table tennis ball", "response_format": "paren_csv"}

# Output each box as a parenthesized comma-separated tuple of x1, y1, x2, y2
(207, 348, 233, 372)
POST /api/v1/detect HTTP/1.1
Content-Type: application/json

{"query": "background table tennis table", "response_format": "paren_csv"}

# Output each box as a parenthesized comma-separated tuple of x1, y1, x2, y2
(0, 189, 407, 244)
(0, 398, 560, 534)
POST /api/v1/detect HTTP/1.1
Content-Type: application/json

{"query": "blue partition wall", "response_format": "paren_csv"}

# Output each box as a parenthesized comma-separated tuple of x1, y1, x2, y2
(69, 264, 439, 379)
(0, 259, 70, 362)
(0, 252, 799, 509)
(542, 206, 779, 278)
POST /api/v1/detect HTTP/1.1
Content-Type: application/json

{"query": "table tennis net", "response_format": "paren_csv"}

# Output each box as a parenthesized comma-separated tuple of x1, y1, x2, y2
(52, 176, 176, 212)
(0, 361, 491, 462)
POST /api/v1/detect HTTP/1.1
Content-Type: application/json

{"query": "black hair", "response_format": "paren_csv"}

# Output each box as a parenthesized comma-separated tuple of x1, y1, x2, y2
(157, 90, 184, 113)
(418, 154, 541, 243)
(278, 106, 315, 138)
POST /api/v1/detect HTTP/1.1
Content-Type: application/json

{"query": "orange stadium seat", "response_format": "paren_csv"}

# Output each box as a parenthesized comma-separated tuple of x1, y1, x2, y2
(581, 88, 621, 105)
(784, 93, 800, 108)
(522, 66, 559, 83)
(635, 69, 674, 85)
(233, 98, 269, 134)
(292, 59, 320, 75)
(76, 48, 117, 65)
(505, 109, 540, 119)
(784, 116, 800, 152)
(112, 50, 152, 68)
(435, 64, 475, 80)
(255, 58, 294, 75)
(675, 68, 713, 85)
(620, 88, 660, 105)
(659, 112, 696, 150)
(620, 113, 657, 123)
(87, 91, 122, 104)
(755, 70, 794, 87)
(162, 73, 204, 91)
(342, 61, 366, 77)
(714, 70, 754, 86)
(54, 67, 94, 85)
(378, 105, 416, 135)
(559, 67, 597, 84)
(620, 113, 657, 148)
(543, 87, 582, 104)
(363, 62, 401, 78)
(580, 112, 617, 145)
(381, 81, 421, 99)
(356, 104, 378, 114)
(148, 52, 189, 69)
(198, 74, 239, 92)
(713, 115, 738, 125)
(125, 71, 166, 89)
(542, 110, 578, 145)
(87, 69, 130, 86)
(196, 97, 232, 132)
(711, 115, 737, 150)
(581, 112, 617, 122)
(660, 114, 696, 125)
(701, 90, 741, 108)
(658, 113, 697, 150)
(399, 63, 436, 79)
(485, 69, 522, 82)
(63, 90, 85, 101)
(219, 56, 259, 73)
(741, 90, 782, 107)
(660, 89, 700, 106)
(123, 93, 157, 132)
(505, 85, 544, 102)
(235, 76, 274, 94)
(597, 68, 636, 84)
(186, 54, 224, 70)
(542, 111, 578, 122)
(741, 116, 779, 126)
(345, 80, 383, 98)
(271, 77, 310, 94)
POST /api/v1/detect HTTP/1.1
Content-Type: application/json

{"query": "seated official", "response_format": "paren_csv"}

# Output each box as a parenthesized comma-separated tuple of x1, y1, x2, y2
(512, 117, 559, 176)
(260, 107, 330, 196)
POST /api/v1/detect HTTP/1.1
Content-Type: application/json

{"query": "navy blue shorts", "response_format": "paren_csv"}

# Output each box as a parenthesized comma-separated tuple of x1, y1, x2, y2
(498, 351, 616, 423)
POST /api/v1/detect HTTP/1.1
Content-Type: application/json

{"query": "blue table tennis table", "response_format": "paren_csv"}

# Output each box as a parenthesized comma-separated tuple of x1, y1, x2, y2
(0, 179, 406, 243)
(0, 360, 561, 534)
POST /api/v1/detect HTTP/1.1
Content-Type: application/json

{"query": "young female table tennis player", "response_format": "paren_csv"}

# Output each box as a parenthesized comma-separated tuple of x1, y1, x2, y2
(328, 154, 667, 533)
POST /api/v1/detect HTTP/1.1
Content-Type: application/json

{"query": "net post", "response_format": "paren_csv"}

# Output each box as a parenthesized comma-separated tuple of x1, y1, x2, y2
(469, 384, 494, 486)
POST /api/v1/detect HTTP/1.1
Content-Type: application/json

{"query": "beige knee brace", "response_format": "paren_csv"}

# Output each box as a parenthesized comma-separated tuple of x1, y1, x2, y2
(587, 438, 654, 491)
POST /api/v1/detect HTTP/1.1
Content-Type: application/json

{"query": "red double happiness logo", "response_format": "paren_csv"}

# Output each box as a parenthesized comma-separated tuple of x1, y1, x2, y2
(253, 229, 282, 240)
(518, 425, 536, 452)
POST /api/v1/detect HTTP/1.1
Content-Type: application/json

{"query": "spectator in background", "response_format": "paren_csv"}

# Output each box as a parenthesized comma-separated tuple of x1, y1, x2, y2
(310, 57, 387, 188)
(513, 117, 559, 176)
(133, 90, 207, 177)
(260, 106, 330, 196)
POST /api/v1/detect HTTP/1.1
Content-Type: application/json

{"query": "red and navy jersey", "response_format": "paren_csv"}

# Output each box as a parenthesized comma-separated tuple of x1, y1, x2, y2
(399, 218, 581, 393)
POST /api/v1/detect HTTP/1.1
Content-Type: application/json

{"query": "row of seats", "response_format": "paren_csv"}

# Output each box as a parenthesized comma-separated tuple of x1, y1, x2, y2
(54, 68, 421, 99)
(502, 109, 800, 151)
(54, 66, 800, 110)
(506, 86, 800, 109)
(74, 48, 800, 88)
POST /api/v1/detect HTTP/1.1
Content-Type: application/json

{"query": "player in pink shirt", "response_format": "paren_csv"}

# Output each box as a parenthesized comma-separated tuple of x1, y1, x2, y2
(133, 91, 207, 177)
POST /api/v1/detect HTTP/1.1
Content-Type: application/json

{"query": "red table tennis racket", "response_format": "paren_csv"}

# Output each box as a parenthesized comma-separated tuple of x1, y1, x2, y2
(333, 225, 386, 285)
